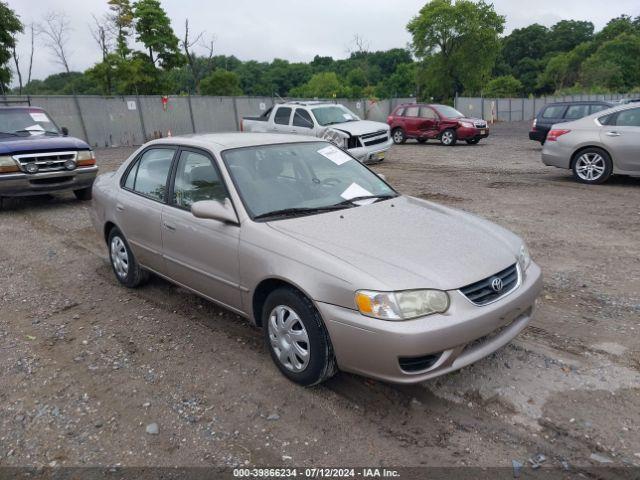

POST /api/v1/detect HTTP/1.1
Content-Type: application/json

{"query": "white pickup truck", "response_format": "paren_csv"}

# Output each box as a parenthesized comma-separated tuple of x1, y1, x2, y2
(241, 101, 392, 163)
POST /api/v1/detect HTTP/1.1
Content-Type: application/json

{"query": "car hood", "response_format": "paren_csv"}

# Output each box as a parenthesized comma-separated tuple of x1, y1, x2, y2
(327, 120, 389, 136)
(0, 135, 90, 155)
(267, 196, 521, 291)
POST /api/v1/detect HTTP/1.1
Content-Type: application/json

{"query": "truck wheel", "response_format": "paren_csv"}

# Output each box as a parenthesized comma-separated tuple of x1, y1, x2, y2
(440, 129, 457, 146)
(263, 287, 337, 386)
(392, 128, 406, 145)
(108, 228, 149, 288)
(572, 148, 613, 185)
(74, 187, 93, 201)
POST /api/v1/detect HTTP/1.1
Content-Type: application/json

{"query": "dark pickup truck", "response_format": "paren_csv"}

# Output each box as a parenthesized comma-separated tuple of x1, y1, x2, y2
(0, 106, 97, 207)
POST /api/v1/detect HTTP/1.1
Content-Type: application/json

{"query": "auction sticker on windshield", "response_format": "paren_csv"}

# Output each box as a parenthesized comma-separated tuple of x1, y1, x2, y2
(318, 145, 353, 166)
(29, 112, 50, 123)
(341, 182, 372, 200)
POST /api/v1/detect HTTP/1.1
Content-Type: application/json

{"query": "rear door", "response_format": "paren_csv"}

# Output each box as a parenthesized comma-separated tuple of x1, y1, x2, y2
(600, 107, 640, 173)
(272, 106, 293, 133)
(402, 105, 421, 137)
(563, 104, 590, 122)
(117, 146, 177, 273)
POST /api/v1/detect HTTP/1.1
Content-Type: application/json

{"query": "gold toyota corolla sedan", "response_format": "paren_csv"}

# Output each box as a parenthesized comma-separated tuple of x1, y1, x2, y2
(91, 133, 542, 386)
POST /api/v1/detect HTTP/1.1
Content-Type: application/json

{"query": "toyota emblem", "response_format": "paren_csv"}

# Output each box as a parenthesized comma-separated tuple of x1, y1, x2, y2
(491, 277, 503, 292)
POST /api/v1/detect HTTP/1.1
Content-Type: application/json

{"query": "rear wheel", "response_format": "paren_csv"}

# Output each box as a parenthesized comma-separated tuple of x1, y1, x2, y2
(263, 287, 337, 386)
(465, 138, 480, 145)
(572, 148, 613, 184)
(74, 186, 93, 201)
(392, 128, 406, 145)
(440, 129, 457, 146)
(108, 228, 149, 288)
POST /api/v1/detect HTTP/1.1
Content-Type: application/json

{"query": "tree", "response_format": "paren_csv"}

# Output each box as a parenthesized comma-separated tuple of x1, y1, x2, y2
(0, 1, 23, 93)
(289, 72, 345, 99)
(596, 15, 640, 43)
(133, 0, 183, 69)
(581, 33, 640, 91)
(40, 12, 74, 74)
(484, 75, 523, 97)
(500, 24, 550, 66)
(548, 20, 594, 53)
(407, 0, 505, 99)
(108, 0, 134, 58)
(181, 18, 214, 94)
(200, 69, 242, 96)
(376, 63, 416, 98)
(90, 14, 114, 94)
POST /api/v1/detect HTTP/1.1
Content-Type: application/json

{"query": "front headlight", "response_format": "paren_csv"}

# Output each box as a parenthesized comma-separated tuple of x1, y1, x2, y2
(76, 150, 96, 166)
(459, 121, 474, 128)
(355, 289, 450, 321)
(518, 244, 532, 272)
(0, 155, 19, 173)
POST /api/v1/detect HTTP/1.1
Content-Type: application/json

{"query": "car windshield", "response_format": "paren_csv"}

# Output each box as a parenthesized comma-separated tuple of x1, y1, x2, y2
(223, 142, 396, 220)
(311, 105, 359, 126)
(0, 109, 60, 136)
(433, 105, 465, 119)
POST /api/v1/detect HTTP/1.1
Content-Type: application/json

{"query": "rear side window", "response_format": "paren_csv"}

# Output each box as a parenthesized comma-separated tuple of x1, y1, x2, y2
(542, 105, 567, 119)
(419, 107, 438, 120)
(292, 108, 314, 128)
(274, 107, 292, 125)
(404, 106, 419, 117)
(615, 108, 640, 127)
(395, 108, 405, 116)
(123, 148, 175, 202)
(590, 104, 609, 114)
(564, 105, 589, 120)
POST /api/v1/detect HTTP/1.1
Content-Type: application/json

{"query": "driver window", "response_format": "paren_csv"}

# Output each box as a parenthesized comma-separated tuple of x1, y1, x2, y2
(292, 109, 314, 128)
(172, 150, 227, 209)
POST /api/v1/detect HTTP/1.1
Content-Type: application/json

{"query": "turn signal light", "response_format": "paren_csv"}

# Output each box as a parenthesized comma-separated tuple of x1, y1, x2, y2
(0, 155, 19, 173)
(547, 129, 571, 141)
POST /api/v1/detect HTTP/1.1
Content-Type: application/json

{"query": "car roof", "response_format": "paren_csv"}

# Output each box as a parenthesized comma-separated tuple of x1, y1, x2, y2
(543, 100, 611, 106)
(147, 132, 323, 151)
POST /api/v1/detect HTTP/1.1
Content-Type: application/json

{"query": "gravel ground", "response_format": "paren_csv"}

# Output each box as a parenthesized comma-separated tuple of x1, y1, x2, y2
(0, 122, 639, 472)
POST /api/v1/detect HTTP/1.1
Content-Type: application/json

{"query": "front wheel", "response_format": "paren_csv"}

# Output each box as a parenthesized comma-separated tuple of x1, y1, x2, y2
(108, 228, 149, 288)
(440, 129, 457, 146)
(263, 287, 337, 386)
(572, 148, 613, 184)
(465, 138, 480, 145)
(392, 128, 406, 145)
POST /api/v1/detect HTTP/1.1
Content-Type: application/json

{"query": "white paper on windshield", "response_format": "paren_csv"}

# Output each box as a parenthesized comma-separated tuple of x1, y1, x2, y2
(29, 112, 50, 123)
(317, 145, 352, 166)
(26, 124, 45, 135)
(341, 182, 373, 201)
(342, 113, 354, 120)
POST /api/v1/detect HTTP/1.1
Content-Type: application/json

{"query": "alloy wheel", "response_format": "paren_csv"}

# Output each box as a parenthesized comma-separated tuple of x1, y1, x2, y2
(110, 236, 129, 279)
(268, 305, 310, 372)
(442, 131, 454, 145)
(575, 152, 606, 182)
(393, 130, 404, 144)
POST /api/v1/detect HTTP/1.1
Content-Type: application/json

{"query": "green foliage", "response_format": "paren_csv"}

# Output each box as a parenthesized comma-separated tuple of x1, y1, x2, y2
(581, 33, 640, 91)
(548, 20, 594, 53)
(0, 1, 22, 91)
(407, 0, 505, 98)
(133, 0, 182, 69)
(108, 0, 134, 58)
(289, 72, 346, 99)
(200, 69, 243, 96)
(484, 75, 523, 97)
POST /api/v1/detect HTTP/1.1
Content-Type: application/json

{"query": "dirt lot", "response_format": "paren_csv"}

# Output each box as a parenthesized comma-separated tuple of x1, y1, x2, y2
(0, 121, 639, 472)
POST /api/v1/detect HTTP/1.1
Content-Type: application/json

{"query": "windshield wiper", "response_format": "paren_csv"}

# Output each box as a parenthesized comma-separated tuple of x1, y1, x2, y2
(13, 129, 59, 136)
(254, 204, 352, 220)
(333, 194, 398, 206)
(0, 131, 19, 136)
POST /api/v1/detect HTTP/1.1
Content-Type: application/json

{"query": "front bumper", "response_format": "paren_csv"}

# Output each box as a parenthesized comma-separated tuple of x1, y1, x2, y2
(0, 166, 98, 197)
(318, 262, 542, 384)
(455, 126, 489, 140)
(349, 137, 393, 163)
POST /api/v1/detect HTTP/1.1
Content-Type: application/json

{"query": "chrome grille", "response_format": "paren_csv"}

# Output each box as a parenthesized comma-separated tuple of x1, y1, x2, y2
(460, 263, 519, 306)
(360, 129, 389, 147)
(474, 121, 487, 128)
(13, 151, 77, 173)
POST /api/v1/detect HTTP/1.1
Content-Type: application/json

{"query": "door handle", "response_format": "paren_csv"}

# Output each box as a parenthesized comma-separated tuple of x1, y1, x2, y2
(605, 131, 621, 137)
(116, 204, 125, 212)
(163, 222, 176, 231)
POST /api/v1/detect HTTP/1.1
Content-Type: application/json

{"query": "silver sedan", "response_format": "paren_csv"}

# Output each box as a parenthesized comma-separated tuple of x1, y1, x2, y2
(542, 103, 640, 184)
(91, 133, 542, 386)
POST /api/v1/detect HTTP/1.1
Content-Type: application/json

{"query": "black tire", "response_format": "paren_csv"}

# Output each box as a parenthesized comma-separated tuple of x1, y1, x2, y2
(107, 227, 149, 288)
(440, 128, 457, 146)
(571, 148, 613, 185)
(392, 128, 406, 145)
(465, 138, 480, 145)
(416, 138, 427, 144)
(262, 287, 337, 386)
(74, 186, 93, 201)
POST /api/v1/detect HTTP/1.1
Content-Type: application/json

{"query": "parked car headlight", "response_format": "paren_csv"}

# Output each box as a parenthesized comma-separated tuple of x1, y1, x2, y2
(76, 150, 96, 166)
(355, 289, 450, 320)
(518, 244, 531, 272)
(459, 121, 474, 128)
(0, 155, 19, 174)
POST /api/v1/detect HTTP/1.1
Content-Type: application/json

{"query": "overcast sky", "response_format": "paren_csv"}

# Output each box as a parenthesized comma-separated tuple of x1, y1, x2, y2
(7, 0, 640, 83)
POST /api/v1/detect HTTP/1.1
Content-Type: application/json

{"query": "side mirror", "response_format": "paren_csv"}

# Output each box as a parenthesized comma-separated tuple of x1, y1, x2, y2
(377, 173, 387, 181)
(61, 127, 69, 136)
(191, 199, 239, 224)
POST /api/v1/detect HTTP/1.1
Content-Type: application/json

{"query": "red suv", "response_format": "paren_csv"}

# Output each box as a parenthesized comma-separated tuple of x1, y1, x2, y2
(387, 104, 489, 146)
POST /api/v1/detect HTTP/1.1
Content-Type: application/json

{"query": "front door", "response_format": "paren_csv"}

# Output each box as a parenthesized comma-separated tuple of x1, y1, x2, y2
(419, 106, 440, 138)
(161, 148, 242, 312)
(601, 107, 640, 173)
(116, 146, 176, 273)
(290, 108, 316, 135)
